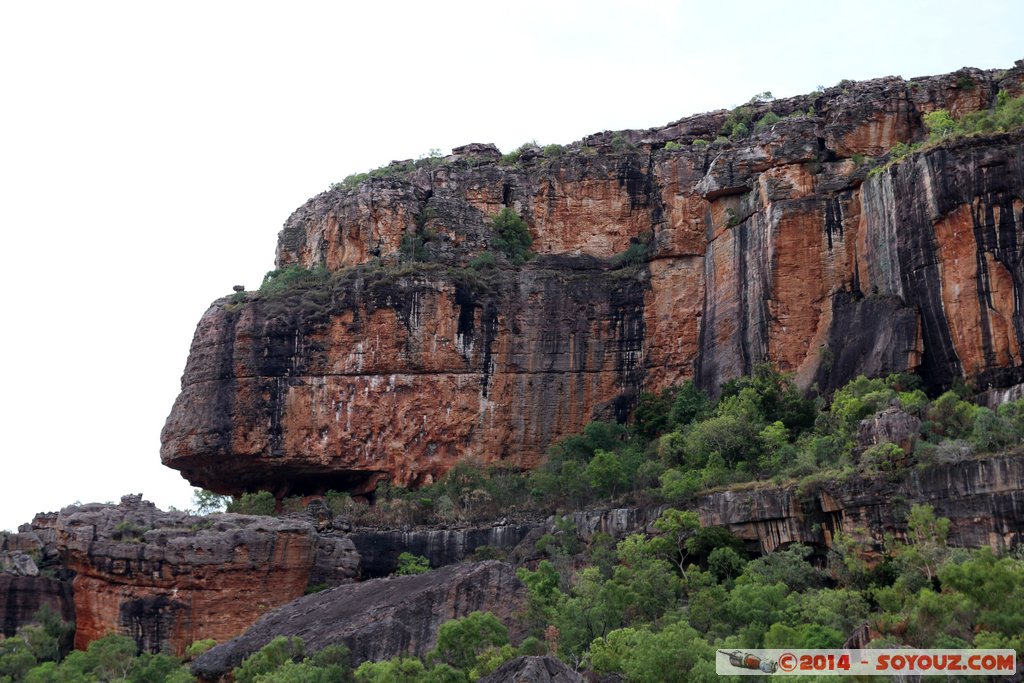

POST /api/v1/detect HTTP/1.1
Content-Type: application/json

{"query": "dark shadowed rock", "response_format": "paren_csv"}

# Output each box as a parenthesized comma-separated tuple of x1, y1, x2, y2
(192, 560, 527, 680)
(479, 656, 584, 683)
(0, 575, 74, 638)
(349, 524, 533, 577)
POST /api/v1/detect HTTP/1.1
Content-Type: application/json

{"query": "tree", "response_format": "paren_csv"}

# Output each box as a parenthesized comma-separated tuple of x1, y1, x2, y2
(584, 449, 627, 497)
(227, 491, 277, 516)
(923, 109, 959, 140)
(589, 620, 717, 683)
(233, 636, 305, 683)
(652, 509, 701, 573)
(192, 488, 230, 515)
(898, 504, 950, 582)
(490, 209, 533, 264)
(428, 612, 509, 672)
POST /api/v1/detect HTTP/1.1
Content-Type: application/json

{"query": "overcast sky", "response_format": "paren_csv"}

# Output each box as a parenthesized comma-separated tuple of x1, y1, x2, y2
(1, 1, 1021, 531)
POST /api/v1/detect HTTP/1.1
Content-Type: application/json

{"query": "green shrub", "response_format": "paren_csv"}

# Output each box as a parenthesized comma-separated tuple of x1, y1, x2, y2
(490, 208, 533, 265)
(663, 140, 683, 151)
(468, 251, 497, 270)
(612, 234, 650, 268)
(233, 636, 306, 683)
(228, 491, 277, 516)
(691, 138, 709, 147)
(542, 143, 566, 157)
(610, 132, 635, 153)
(334, 172, 369, 190)
(753, 111, 781, 132)
(185, 639, 217, 659)
(956, 74, 976, 91)
(923, 109, 959, 140)
(428, 611, 509, 671)
(259, 264, 330, 296)
(395, 552, 430, 575)
(730, 122, 750, 139)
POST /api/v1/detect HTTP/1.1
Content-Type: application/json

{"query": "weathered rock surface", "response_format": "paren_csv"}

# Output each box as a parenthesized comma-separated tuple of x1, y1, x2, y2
(349, 524, 534, 577)
(698, 453, 1024, 554)
(192, 560, 527, 680)
(162, 64, 1024, 496)
(1, 524, 75, 638)
(479, 656, 584, 683)
(857, 407, 921, 453)
(16, 493, 358, 659)
(0, 575, 74, 639)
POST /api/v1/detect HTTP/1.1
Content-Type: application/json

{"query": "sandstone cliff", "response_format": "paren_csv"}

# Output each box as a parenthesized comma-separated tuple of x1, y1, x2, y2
(162, 64, 1024, 496)
(3, 495, 359, 657)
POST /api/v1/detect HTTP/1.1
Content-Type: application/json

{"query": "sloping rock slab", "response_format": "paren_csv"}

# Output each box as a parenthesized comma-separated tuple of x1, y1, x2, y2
(479, 656, 584, 683)
(193, 560, 526, 680)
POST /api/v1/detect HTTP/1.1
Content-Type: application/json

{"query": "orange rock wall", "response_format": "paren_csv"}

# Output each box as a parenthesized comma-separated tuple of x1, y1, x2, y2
(163, 64, 1024, 495)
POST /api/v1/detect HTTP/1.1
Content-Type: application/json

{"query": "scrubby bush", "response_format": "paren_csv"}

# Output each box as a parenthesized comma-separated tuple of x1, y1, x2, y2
(490, 208, 533, 265)
(395, 552, 430, 575)
(227, 491, 277, 516)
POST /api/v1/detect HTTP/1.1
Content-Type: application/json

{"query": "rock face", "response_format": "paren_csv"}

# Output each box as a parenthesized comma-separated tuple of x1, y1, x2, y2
(349, 524, 534, 577)
(162, 64, 1024, 496)
(52, 495, 358, 656)
(479, 656, 584, 683)
(192, 560, 527, 680)
(1, 524, 75, 638)
(698, 453, 1024, 554)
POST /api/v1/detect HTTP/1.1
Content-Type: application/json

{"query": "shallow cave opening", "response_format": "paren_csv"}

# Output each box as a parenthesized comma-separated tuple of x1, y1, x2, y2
(247, 469, 385, 500)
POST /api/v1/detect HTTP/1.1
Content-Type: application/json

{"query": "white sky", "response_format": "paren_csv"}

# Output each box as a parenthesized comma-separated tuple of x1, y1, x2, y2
(1, 0, 1021, 531)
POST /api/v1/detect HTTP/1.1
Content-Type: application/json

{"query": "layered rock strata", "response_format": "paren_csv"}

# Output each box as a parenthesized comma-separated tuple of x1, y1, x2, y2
(20, 495, 359, 656)
(192, 560, 527, 680)
(517, 453, 1024, 557)
(161, 65, 1024, 496)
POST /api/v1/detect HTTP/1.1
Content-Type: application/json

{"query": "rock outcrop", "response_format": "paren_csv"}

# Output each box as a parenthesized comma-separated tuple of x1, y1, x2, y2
(698, 452, 1024, 554)
(349, 524, 534, 577)
(192, 560, 527, 680)
(479, 656, 584, 683)
(1, 524, 75, 638)
(162, 64, 1024, 496)
(9, 495, 359, 656)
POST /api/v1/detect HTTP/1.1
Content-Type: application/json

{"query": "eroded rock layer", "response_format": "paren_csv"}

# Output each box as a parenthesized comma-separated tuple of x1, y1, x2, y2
(48, 495, 358, 656)
(162, 64, 1024, 495)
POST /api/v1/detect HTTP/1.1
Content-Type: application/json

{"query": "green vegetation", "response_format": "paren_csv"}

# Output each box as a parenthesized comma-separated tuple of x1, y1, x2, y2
(611, 232, 651, 268)
(231, 637, 353, 683)
(489, 208, 533, 265)
(259, 264, 330, 296)
(0, 618, 193, 683)
(870, 91, 1024, 178)
(609, 133, 635, 154)
(541, 143, 565, 158)
(227, 491, 277, 516)
(500, 141, 538, 165)
(662, 140, 683, 151)
(10, 367, 1024, 681)
(332, 150, 449, 190)
(395, 552, 431, 575)
(191, 489, 229, 515)
(719, 103, 783, 140)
